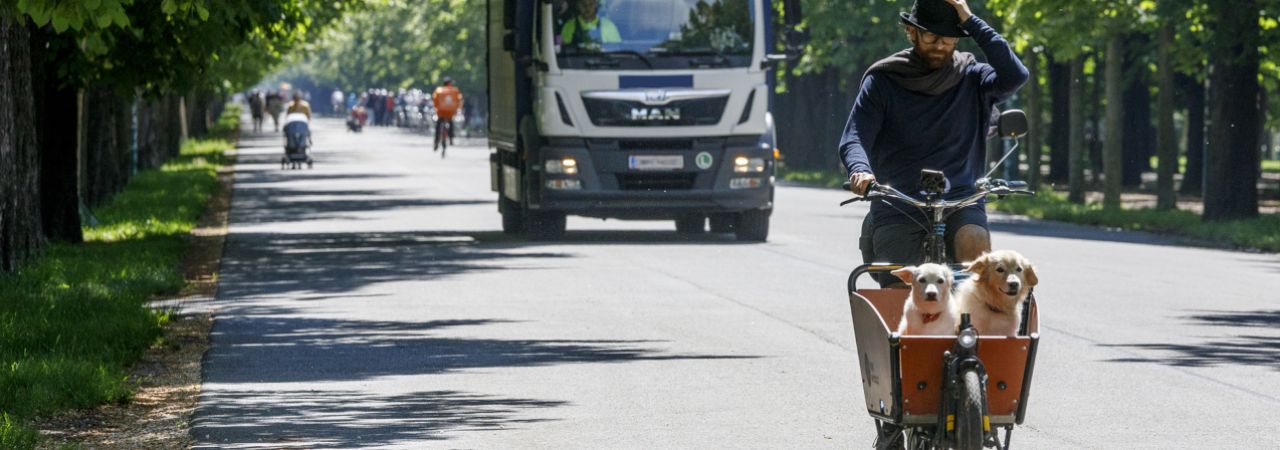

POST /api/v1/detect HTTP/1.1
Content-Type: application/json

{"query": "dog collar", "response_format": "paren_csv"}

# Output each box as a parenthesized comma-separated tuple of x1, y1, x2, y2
(921, 312, 942, 324)
(986, 303, 1005, 314)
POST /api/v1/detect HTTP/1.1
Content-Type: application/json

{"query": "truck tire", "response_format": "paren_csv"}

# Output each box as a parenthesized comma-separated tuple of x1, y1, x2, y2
(500, 197, 524, 235)
(734, 208, 770, 242)
(526, 210, 566, 240)
(709, 214, 735, 233)
(675, 215, 706, 233)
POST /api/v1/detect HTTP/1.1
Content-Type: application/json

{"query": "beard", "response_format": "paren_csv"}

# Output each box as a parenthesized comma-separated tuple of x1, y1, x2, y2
(915, 47, 952, 69)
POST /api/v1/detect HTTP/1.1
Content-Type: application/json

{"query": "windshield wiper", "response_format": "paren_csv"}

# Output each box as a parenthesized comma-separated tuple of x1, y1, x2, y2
(648, 47, 737, 67)
(600, 50, 655, 69)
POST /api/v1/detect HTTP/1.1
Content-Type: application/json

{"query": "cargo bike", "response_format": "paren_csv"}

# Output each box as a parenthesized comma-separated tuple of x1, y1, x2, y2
(842, 110, 1041, 450)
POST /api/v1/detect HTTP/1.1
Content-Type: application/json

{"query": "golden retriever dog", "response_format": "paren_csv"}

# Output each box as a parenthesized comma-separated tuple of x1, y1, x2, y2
(954, 250, 1038, 337)
(892, 263, 957, 336)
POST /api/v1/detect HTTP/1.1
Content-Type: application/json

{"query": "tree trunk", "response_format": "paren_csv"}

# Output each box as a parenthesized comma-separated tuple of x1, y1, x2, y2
(31, 27, 82, 243)
(1179, 73, 1206, 196)
(1024, 45, 1043, 188)
(0, 18, 44, 272)
(1048, 56, 1071, 184)
(1155, 24, 1178, 210)
(84, 89, 133, 207)
(1104, 37, 1125, 209)
(1122, 35, 1153, 188)
(1068, 56, 1087, 203)
(1089, 53, 1105, 186)
(1204, 0, 1261, 222)
(1259, 87, 1269, 170)
(137, 94, 183, 169)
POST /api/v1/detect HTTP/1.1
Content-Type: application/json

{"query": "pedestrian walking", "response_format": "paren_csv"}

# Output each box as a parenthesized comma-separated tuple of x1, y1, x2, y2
(248, 90, 265, 132)
(287, 92, 312, 120)
(266, 91, 285, 132)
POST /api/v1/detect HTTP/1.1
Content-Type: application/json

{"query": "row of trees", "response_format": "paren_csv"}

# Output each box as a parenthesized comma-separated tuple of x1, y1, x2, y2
(0, 0, 359, 273)
(776, 0, 1279, 221)
(277, 0, 487, 120)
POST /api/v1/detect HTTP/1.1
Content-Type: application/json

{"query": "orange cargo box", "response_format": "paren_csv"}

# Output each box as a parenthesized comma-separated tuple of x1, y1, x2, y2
(849, 287, 1039, 427)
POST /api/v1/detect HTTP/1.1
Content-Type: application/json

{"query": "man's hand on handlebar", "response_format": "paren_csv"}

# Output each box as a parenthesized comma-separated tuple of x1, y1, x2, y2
(848, 172, 877, 196)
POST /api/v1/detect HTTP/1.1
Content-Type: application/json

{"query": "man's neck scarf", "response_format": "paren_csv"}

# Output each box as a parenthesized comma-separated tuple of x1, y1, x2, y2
(863, 48, 976, 96)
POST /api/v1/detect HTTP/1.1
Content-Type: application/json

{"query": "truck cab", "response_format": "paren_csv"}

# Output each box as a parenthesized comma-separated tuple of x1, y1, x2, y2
(488, 0, 801, 240)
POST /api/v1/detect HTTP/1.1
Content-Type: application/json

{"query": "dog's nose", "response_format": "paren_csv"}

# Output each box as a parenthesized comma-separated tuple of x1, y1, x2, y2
(925, 291, 937, 301)
(1007, 280, 1021, 290)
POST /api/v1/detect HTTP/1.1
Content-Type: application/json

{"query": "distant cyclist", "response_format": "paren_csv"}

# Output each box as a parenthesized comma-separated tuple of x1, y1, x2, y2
(432, 77, 463, 156)
(330, 89, 345, 117)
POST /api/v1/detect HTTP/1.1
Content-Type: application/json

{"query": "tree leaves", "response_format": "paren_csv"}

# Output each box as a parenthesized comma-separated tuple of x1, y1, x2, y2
(13, 0, 359, 97)
(287, 0, 484, 94)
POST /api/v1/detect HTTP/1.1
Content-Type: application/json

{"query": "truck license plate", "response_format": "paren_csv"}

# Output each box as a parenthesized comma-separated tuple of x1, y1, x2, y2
(629, 155, 684, 171)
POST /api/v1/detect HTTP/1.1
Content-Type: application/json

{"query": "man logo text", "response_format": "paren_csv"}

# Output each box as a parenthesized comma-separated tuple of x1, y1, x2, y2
(629, 108, 681, 121)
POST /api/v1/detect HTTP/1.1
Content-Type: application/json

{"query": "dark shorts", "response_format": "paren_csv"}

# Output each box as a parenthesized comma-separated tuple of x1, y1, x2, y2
(859, 206, 988, 286)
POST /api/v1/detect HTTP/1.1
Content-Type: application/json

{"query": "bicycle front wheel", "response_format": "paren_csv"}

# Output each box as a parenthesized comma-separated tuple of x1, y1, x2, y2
(954, 370, 986, 450)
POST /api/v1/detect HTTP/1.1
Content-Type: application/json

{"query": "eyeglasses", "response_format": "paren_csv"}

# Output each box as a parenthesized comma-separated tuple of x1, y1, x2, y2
(916, 29, 959, 45)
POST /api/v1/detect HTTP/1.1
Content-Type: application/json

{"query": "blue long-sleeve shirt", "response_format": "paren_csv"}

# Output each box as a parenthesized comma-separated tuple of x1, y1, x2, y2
(839, 16, 1028, 226)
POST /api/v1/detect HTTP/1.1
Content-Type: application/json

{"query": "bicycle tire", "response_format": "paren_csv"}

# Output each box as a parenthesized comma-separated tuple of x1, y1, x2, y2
(955, 370, 985, 450)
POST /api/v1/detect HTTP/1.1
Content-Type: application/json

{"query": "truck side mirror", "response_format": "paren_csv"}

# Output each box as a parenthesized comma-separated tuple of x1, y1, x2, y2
(997, 109, 1029, 139)
(784, 28, 809, 52)
(503, 32, 516, 52)
(762, 28, 808, 70)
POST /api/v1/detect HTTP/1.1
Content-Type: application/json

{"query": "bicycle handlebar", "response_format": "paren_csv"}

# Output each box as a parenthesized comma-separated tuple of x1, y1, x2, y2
(839, 177, 1034, 209)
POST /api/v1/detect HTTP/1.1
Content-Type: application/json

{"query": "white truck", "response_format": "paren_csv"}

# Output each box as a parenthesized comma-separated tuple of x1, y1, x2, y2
(488, 0, 803, 240)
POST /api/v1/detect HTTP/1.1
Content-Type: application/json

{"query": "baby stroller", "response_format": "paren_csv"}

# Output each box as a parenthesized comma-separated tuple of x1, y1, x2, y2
(281, 113, 314, 169)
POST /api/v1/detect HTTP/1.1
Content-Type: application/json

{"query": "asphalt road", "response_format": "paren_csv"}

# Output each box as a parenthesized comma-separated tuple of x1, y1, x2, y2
(193, 116, 1280, 449)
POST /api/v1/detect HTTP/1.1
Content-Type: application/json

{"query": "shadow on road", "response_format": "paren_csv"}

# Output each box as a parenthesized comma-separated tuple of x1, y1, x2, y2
(193, 389, 564, 448)
(219, 231, 569, 299)
(228, 187, 489, 224)
(1103, 310, 1280, 371)
(204, 315, 759, 384)
(474, 229, 759, 246)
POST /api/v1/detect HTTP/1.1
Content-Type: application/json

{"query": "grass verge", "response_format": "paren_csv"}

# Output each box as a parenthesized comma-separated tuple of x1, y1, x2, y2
(0, 111, 234, 447)
(991, 190, 1280, 252)
(1265, 159, 1280, 174)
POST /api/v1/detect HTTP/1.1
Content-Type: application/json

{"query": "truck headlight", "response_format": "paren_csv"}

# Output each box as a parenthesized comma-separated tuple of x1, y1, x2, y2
(545, 157, 578, 175)
(733, 156, 766, 173)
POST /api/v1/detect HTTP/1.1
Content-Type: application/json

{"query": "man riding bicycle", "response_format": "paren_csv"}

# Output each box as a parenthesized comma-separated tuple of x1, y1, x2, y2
(840, 0, 1027, 286)
(432, 76, 463, 155)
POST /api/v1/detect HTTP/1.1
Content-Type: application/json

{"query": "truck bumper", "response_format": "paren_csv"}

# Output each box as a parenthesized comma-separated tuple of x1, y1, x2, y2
(532, 137, 774, 220)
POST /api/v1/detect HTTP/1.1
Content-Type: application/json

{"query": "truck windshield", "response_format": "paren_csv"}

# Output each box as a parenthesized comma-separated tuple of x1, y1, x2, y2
(554, 0, 755, 69)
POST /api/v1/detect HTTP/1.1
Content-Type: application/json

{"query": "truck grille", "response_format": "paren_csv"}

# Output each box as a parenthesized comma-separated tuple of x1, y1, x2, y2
(617, 173, 697, 191)
(582, 96, 728, 127)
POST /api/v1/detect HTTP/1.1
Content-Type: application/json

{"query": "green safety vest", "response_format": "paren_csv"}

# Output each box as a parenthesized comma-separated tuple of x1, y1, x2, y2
(561, 16, 621, 46)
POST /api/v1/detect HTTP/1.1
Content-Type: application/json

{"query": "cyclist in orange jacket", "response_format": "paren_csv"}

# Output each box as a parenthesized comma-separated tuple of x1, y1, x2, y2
(432, 77, 463, 154)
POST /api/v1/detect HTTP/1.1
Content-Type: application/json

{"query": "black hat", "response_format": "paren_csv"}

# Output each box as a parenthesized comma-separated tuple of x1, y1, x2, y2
(900, 0, 968, 38)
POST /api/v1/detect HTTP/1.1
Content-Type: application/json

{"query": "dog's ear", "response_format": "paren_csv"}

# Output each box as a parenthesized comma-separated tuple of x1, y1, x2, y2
(891, 266, 915, 284)
(1023, 259, 1039, 286)
(963, 254, 989, 280)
